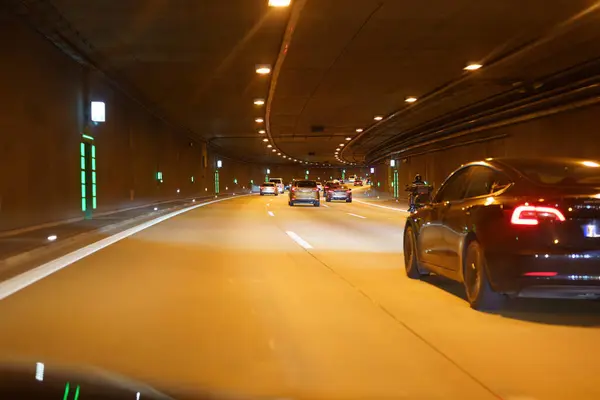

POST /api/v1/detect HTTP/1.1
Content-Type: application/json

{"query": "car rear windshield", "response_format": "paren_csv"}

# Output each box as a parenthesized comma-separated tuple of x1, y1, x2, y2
(508, 159, 600, 186)
(262, 182, 274, 186)
(296, 181, 317, 188)
(269, 179, 282, 184)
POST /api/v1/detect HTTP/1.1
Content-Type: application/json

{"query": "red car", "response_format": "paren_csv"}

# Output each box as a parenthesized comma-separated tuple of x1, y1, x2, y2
(354, 179, 363, 186)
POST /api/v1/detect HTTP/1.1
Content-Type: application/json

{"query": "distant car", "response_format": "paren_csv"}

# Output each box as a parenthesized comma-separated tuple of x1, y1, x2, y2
(316, 182, 323, 192)
(289, 180, 320, 207)
(326, 183, 352, 202)
(269, 178, 285, 193)
(259, 182, 278, 196)
(354, 179, 363, 186)
(404, 157, 600, 311)
(348, 175, 357, 183)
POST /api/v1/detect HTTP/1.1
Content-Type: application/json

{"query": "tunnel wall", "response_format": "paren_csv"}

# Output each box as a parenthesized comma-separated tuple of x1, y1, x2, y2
(375, 103, 600, 197)
(0, 10, 368, 233)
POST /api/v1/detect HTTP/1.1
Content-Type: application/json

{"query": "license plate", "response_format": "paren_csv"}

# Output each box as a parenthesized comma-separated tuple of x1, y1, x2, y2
(584, 224, 600, 238)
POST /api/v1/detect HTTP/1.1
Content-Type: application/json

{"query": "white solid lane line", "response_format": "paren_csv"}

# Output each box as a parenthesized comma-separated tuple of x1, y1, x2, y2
(0, 195, 250, 301)
(268, 211, 275, 217)
(347, 212, 367, 219)
(321, 204, 329, 208)
(353, 199, 409, 213)
(285, 231, 313, 249)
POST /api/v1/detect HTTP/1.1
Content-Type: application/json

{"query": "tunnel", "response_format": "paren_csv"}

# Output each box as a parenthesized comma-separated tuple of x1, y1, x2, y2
(1, 1, 600, 399)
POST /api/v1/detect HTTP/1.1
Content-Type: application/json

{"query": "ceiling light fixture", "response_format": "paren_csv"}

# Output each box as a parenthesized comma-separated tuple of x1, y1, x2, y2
(464, 63, 482, 71)
(254, 98, 265, 106)
(405, 96, 417, 103)
(268, 0, 291, 7)
(255, 118, 264, 123)
(336, 148, 340, 151)
(259, 129, 266, 134)
(255, 65, 271, 75)
(262, 138, 269, 142)
(345, 137, 351, 141)
(267, 144, 272, 148)
(272, 149, 276, 152)
(356, 128, 363, 133)
(374, 116, 383, 121)
(277, 152, 281, 155)
(339, 144, 345, 147)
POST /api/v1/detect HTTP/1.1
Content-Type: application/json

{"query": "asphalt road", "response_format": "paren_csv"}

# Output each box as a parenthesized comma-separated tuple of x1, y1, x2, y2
(1, 193, 600, 399)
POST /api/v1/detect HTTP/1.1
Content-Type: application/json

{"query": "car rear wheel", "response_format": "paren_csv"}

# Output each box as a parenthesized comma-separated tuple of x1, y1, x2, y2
(289, 201, 294, 206)
(346, 198, 352, 203)
(275, 193, 278, 196)
(326, 198, 331, 202)
(404, 226, 426, 279)
(463, 240, 504, 311)
(260, 193, 264, 196)
(314, 201, 320, 207)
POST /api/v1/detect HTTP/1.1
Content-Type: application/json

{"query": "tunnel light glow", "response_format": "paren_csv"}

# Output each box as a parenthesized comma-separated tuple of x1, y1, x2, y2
(582, 161, 600, 167)
(154, 207, 158, 211)
(255, 65, 271, 74)
(356, 128, 363, 132)
(217, 160, 223, 168)
(370, 167, 375, 173)
(259, 129, 266, 134)
(272, 149, 276, 152)
(339, 144, 345, 147)
(336, 148, 340, 151)
(283, 155, 287, 158)
(277, 152, 281, 155)
(267, 144, 272, 148)
(91, 101, 106, 122)
(255, 118, 264, 123)
(35, 362, 44, 381)
(262, 138, 269, 142)
(47, 235, 57, 242)
(374, 116, 383, 121)
(345, 137, 351, 141)
(269, 0, 291, 6)
(177, 189, 180, 193)
(464, 63, 482, 71)
(253, 98, 265, 105)
(405, 96, 417, 103)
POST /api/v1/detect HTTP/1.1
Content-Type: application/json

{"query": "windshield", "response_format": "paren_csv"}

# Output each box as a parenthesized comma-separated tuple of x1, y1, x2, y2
(262, 182, 274, 186)
(296, 180, 317, 188)
(507, 159, 600, 186)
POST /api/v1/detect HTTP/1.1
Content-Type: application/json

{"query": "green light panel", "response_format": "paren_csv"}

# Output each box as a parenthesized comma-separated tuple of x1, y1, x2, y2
(91, 145, 96, 158)
(63, 382, 70, 400)
(82, 134, 94, 141)
(81, 185, 86, 197)
(80, 143, 85, 157)
(191, 176, 194, 183)
(91, 158, 96, 170)
(92, 172, 96, 184)
(81, 171, 86, 184)
(80, 157, 85, 170)
(92, 197, 97, 209)
(92, 184, 97, 196)
(81, 198, 86, 212)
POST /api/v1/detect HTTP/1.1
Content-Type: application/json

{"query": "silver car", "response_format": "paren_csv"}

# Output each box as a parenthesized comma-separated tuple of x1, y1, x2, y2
(260, 182, 278, 196)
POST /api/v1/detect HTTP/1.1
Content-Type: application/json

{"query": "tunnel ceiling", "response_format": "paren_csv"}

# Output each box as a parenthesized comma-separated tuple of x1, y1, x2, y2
(38, 0, 600, 165)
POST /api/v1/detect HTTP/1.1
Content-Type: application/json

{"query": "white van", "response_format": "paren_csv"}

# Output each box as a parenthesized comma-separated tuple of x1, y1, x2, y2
(269, 178, 285, 193)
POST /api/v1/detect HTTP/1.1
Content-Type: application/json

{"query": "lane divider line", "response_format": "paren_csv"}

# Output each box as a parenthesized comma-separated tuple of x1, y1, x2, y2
(0, 195, 251, 301)
(268, 211, 275, 217)
(285, 231, 313, 249)
(321, 204, 329, 208)
(353, 199, 409, 213)
(347, 212, 367, 219)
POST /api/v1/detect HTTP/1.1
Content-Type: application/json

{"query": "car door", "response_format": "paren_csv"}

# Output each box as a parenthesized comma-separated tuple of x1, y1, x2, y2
(441, 165, 513, 271)
(418, 167, 472, 269)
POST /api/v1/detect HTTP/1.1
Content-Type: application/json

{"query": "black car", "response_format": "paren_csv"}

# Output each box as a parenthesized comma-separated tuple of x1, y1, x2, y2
(403, 158, 600, 310)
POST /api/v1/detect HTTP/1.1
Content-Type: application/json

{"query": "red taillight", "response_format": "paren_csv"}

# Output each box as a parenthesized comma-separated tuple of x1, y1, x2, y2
(523, 272, 558, 277)
(327, 190, 333, 193)
(292, 187, 297, 192)
(314, 187, 319, 191)
(511, 205, 566, 225)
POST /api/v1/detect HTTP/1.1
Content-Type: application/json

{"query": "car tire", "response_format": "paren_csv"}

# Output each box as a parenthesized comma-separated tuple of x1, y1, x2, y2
(289, 201, 294, 206)
(314, 201, 320, 207)
(326, 198, 331, 202)
(260, 193, 264, 196)
(346, 198, 352, 203)
(275, 193, 278, 196)
(404, 226, 426, 279)
(463, 240, 505, 311)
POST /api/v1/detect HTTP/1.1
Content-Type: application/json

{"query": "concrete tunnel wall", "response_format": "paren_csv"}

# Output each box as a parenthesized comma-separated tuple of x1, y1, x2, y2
(373, 102, 600, 198)
(0, 12, 368, 233)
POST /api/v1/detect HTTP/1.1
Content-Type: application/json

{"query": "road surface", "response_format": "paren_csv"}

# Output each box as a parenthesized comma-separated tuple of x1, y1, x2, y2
(1, 194, 599, 399)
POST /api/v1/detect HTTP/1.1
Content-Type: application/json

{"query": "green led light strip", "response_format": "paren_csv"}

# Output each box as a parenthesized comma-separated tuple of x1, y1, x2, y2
(80, 142, 97, 212)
